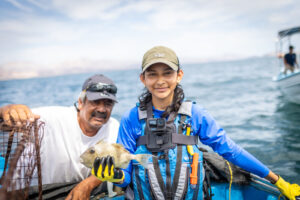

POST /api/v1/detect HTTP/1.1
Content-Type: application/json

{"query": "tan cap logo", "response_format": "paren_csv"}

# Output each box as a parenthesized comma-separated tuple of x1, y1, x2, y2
(154, 53, 165, 58)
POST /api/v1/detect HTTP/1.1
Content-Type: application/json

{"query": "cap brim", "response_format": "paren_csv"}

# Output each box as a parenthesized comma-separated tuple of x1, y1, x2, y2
(142, 58, 178, 72)
(86, 91, 118, 103)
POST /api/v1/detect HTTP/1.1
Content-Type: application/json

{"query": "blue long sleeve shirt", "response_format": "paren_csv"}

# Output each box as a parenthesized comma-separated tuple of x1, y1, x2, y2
(116, 104, 270, 187)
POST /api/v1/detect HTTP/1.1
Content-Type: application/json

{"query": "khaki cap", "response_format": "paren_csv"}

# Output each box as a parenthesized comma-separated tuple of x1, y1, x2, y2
(142, 46, 179, 72)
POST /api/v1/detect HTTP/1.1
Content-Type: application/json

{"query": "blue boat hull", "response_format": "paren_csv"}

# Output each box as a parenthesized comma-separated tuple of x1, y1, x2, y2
(211, 181, 284, 200)
(99, 178, 285, 200)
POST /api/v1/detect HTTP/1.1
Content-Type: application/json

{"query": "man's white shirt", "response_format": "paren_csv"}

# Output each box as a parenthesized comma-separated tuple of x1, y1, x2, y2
(26, 106, 119, 185)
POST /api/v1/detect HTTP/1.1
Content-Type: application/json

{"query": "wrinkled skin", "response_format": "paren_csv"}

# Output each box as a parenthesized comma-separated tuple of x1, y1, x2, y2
(65, 176, 101, 200)
(0, 104, 40, 127)
(77, 98, 114, 136)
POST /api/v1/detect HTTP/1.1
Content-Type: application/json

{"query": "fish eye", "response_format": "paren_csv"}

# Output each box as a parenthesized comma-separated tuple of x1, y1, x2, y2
(89, 149, 95, 154)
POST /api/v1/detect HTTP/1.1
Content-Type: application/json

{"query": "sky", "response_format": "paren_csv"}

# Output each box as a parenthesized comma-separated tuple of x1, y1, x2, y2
(0, 0, 300, 80)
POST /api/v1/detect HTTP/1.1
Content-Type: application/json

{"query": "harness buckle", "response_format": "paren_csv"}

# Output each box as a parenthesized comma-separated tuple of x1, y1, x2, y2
(181, 122, 187, 130)
(156, 136, 164, 145)
(158, 154, 166, 160)
(145, 118, 176, 152)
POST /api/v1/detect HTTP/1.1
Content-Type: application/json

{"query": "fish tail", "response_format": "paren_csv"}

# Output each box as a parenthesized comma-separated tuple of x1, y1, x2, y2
(134, 154, 151, 169)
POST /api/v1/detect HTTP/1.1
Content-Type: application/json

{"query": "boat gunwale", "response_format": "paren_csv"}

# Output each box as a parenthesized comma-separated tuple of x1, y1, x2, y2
(274, 71, 300, 82)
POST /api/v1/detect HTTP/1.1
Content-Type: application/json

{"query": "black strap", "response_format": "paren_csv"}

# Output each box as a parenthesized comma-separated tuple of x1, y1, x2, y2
(146, 101, 153, 118)
(167, 111, 177, 123)
(152, 153, 167, 199)
(180, 166, 190, 200)
(136, 135, 147, 146)
(172, 134, 198, 145)
(137, 134, 197, 146)
(203, 171, 209, 200)
(171, 144, 183, 196)
(206, 170, 213, 200)
(146, 101, 177, 123)
(165, 150, 172, 200)
(134, 166, 145, 200)
(171, 115, 186, 196)
(192, 162, 201, 200)
(203, 160, 213, 200)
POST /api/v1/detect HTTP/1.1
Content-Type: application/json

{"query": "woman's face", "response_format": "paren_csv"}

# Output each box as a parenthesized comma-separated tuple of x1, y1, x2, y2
(140, 63, 183, 103)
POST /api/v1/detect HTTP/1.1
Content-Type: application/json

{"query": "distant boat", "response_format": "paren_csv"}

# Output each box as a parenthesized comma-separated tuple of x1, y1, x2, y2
(273, 71, 300, 104)
(273, 26, 300, 104)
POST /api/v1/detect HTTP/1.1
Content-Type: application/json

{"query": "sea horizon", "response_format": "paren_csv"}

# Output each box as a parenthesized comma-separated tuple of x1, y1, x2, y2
(0, 54, 278, 82)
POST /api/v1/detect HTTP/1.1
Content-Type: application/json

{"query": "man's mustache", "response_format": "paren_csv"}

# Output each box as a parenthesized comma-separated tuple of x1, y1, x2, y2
(92, 111, 107, 118)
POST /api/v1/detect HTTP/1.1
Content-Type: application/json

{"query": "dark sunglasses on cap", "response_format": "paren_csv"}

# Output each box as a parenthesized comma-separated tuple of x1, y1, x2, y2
(85, 82, 117, 95)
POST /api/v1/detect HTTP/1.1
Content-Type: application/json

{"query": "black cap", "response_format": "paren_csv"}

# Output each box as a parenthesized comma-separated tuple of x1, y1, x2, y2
(82, 74, 117, 102)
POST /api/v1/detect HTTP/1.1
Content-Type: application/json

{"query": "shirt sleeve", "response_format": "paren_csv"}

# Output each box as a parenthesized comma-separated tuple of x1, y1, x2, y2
(193, 104, 270, 178)
(114, 107, 140, 187)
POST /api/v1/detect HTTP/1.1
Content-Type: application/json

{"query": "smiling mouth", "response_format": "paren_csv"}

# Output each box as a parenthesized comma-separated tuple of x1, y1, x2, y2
(155, 87, 168, 92)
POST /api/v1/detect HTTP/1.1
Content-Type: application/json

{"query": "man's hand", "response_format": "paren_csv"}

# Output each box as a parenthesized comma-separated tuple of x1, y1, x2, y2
(92, 156, 124, 183)
(0, 104, 40, 127)
(65, 176, 101, 200)
(275, 176, 300, 200)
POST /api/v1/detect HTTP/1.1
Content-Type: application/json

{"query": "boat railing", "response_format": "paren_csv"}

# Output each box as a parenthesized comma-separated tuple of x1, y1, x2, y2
(250, 174, 282, 197)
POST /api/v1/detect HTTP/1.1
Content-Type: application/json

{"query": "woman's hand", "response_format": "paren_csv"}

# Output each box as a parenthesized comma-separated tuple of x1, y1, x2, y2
(275, 176, 300, 200)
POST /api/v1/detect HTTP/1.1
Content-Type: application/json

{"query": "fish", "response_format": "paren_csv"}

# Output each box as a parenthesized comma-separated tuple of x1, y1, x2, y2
(80, 140, 150, 169)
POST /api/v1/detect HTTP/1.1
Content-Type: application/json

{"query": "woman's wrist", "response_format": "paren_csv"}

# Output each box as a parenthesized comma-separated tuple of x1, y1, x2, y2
(265, 171, 279, 184)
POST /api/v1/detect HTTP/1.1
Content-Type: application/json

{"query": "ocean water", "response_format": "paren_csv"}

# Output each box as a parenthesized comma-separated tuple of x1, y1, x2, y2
(0, 56, 300, 183)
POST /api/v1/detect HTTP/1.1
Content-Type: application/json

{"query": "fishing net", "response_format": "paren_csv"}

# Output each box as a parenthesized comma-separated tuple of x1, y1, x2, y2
(0, 121, 44, 200)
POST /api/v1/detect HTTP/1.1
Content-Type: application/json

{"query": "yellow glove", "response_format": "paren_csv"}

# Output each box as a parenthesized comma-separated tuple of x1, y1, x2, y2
(275, 176, 300, 200)
(92, 156, 124, 183)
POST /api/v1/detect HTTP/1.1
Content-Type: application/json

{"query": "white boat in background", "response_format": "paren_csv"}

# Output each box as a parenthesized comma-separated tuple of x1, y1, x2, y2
(274, 26, 300, 104)
(274, 71, 300, 104)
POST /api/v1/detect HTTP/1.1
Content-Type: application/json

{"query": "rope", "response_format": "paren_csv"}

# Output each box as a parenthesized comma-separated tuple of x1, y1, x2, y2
(225, 161, 233, 200)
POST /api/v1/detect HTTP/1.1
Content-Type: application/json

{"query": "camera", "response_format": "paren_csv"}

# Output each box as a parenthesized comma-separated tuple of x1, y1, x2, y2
(148, 118, 166, 136)
(145, 118, 176, 152)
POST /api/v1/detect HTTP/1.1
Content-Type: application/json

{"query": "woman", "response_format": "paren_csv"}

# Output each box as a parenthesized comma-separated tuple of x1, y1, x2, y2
(92, 46, 300, 200)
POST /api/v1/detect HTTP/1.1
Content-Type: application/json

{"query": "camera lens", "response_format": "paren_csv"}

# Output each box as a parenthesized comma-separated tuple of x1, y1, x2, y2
(157, 119, 164, 127)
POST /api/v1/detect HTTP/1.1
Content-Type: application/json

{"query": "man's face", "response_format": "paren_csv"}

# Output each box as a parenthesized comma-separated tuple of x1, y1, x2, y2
(78, 98, 114, 130)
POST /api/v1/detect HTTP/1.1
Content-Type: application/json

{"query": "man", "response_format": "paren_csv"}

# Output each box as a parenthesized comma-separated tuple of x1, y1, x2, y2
(0, 74, 119, 200)
(284, 45, 299, 74)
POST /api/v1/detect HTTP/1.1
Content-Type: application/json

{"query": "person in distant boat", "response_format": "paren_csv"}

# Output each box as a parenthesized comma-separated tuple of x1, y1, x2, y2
(284, 45, 299, 74)
(91, 46, 300, 200)
(0, 74, 119, 200)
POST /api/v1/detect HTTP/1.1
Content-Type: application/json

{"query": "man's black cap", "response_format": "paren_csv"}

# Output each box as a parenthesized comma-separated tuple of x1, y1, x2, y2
(82, 74, 117, 102)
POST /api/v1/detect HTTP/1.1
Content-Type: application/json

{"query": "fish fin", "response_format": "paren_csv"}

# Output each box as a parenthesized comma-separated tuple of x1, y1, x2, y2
(112, 143, 129, 154)
(96, 139, 106, 145)
(134, 154, 151, 169)
(112, 143, 124, 149)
